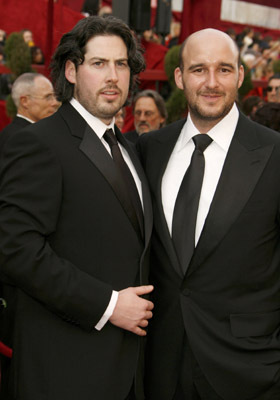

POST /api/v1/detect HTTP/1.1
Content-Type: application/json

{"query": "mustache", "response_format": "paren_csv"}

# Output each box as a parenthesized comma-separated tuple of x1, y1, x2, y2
(199, 90, 224, 96)
(99, 85, 121, 93)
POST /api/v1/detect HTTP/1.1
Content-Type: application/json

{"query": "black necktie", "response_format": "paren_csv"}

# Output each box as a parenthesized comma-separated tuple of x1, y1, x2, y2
(103, 129, 144, 238)
(172, 134, 213, 274)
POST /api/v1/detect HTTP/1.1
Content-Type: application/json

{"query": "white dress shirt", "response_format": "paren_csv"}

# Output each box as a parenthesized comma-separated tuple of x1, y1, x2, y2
(16, 114, 34, 124)
(70, 98, 143, 330)
(162, 103, 239, 245)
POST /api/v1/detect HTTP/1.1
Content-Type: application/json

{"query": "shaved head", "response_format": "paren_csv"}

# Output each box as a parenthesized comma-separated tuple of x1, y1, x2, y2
(179, 28, 241, 71)
(174, 28, 244, 132)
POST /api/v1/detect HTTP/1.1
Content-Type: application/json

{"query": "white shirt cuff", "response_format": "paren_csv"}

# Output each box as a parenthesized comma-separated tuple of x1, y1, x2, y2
(94, 290, 118, 331)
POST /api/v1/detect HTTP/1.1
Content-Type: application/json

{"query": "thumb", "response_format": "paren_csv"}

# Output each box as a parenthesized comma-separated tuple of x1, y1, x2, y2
(134, 285, 154, 296)
(133, 285, 154, 296)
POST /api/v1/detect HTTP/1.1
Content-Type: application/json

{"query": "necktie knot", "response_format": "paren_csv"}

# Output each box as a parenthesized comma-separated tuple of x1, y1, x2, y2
(192, 134, 212, 153)
(104, 128, 118, 147)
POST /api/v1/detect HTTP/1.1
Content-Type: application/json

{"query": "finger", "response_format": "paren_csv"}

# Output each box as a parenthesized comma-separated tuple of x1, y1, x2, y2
(133, 285, 154, 296)
(138, 319, 149, 328)
(132, 326, 147, 336)
(146, 301, 154, 311)
(145, 311, 153, 320)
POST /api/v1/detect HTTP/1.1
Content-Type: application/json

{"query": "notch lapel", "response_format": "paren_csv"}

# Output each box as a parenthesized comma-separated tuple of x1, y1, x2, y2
(150, 121, 186, 277)
(80, 125, 144, 241)
(185, 114, 274, 278)
(116, 129, 152, 243)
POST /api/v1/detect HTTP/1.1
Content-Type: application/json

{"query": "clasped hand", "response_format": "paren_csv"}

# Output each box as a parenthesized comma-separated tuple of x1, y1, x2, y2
(109, 285, 154, 336)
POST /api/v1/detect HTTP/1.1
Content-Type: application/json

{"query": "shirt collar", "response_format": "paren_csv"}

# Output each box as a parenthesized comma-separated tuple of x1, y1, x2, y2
(179, 103, 239, 152)
(16, 114, 34, 124)
(70, 98, 115, 139)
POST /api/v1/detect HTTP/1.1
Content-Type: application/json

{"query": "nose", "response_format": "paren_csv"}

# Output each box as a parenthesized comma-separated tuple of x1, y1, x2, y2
(205, 70, 219, 88)
(51, 98, 59, 109)
(106, 64, 118, 83)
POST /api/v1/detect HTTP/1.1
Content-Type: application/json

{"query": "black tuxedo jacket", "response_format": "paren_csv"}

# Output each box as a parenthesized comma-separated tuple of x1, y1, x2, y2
(0, 103, 152, 400)
(124, 129, 139, 144)
(138, 113, 280, 400)
(0, 116, 31, 150)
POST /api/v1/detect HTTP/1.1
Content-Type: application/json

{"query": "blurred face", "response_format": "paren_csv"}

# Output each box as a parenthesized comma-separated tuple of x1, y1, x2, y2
(23, 30, 33, 44)
(33, 48, 44, 64)
(65, 35, 130, 125)
(115, 108, 125, 131)
(134, 97, 165, 135)
(175, 29, 244, 132)
(22, 77, 59, 122)
(267, 78, 280, 102)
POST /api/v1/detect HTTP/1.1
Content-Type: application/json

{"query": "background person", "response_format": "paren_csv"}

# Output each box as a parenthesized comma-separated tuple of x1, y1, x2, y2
(0, 72, 59, 141)
(266, 73, 280, 102)
(125, 89, 167, 143)
(115, 106, 126, 131)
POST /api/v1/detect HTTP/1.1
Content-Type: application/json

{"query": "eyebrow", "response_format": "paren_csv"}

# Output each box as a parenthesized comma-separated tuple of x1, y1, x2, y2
(188, 62, 235, 71)
(88, 57, 129, 62)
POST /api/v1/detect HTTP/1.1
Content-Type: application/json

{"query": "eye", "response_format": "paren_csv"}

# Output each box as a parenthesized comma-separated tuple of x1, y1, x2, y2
(92, 61, 104, 68)
(193, 68, 204, 74)
(116, 60, 128, 68)
(220, 67, 232, 73)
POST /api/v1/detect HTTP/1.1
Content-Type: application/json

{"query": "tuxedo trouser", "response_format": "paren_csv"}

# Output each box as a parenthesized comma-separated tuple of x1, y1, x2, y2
(173, 333, 223, 400)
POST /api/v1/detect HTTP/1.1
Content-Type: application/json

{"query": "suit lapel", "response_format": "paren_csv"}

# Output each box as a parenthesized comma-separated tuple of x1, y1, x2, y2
(185, 113, 274, 278)
(116, 129, 152, 242)
(59, 103, 150, 242)
(151, 120, 187, 277)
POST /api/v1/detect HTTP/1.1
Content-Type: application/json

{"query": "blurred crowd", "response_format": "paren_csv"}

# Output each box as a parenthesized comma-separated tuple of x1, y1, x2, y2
(1, 5, 280, 134)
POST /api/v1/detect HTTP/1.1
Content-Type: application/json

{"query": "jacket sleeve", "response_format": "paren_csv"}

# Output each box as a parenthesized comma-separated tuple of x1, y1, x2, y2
(0, 129, 112, 332)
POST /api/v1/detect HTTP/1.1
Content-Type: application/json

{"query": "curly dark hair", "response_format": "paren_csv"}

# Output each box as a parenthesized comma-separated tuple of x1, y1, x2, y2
(51, 16, 145, 102)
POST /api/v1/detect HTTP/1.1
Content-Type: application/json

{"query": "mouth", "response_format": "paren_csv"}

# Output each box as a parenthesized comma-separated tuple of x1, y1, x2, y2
(200, 92, 223, 103)
(100, 87, 120, 101)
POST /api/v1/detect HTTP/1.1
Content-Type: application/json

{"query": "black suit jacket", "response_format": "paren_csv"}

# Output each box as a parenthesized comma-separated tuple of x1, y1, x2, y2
(0, 116, 31, 351)
(138, 113, 280, 400)
(0, 116, 31, 150)
(124, 129, 139, 144)
(0, 103, 152, 400)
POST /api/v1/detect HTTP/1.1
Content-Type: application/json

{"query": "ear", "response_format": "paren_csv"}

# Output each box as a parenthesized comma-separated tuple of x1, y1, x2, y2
(174, 67, 184, 90)
(159, 116, 165, 126)
(237, 64, 245, 89)
(19, 95, 29, 109)
(65, 60, 77, 84)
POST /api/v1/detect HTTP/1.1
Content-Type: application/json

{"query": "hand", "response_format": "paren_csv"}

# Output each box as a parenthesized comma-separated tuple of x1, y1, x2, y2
(109, 285, 154, 336)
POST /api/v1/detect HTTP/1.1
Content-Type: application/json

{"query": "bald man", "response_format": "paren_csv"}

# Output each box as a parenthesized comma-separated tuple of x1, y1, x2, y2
(0, 72, 59, 141)
(138, 29, 280, 400)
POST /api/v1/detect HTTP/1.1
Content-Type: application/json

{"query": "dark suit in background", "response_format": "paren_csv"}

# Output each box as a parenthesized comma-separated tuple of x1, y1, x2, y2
(0, 116, 30, 150)
(0, 116, 30, 137)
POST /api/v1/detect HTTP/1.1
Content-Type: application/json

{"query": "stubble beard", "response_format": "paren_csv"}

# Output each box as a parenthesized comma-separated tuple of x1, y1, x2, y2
(75, 86, 126, 122)
(184, 85, 239, 124)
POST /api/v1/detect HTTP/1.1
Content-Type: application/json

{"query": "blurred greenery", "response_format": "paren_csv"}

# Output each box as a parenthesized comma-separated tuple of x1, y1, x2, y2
(4, 32, 33, 118)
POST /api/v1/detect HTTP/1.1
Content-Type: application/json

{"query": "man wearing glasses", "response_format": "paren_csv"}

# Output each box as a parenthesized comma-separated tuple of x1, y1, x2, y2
(266, 73, 280, 103)
(0, 72, 59, 139)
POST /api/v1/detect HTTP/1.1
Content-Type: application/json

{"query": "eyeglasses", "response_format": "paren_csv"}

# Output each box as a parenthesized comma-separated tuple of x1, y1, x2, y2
(27, 93, 56, 101)
(134, 110, 155, 118)
(267, 86, 280, 92)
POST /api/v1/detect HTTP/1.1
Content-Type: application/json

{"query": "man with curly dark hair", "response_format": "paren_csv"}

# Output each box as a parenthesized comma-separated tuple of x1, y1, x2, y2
(0, 16, 153, 400)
